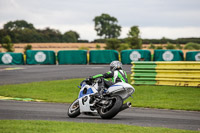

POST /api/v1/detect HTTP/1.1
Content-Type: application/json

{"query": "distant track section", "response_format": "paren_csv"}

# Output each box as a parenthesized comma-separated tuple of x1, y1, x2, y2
(0, 65, 132, 85)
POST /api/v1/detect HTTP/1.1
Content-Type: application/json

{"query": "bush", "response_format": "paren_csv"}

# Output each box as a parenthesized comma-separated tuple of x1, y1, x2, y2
(166, 43, 176, 49)
(118, 43, 129, 52)
(105, 38, 120, 50)
(1, 35, 14, 52)
(176, 44, 182, 49)
(79, 46, 89, 50)
(24, 44, 32, 53)
(156, 46, 163, 49)
(96, 44, 101, 50)
(148, 43, 155, 49)
(184, 42, 200, 50)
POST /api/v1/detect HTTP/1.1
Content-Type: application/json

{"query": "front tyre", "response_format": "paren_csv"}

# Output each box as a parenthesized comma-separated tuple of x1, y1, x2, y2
(67, 99, 80, 118)
(98, 95, 123, 119)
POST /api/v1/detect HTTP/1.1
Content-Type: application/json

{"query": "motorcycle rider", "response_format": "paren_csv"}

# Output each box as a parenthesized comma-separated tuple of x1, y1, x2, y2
(90, 61, 128, 93)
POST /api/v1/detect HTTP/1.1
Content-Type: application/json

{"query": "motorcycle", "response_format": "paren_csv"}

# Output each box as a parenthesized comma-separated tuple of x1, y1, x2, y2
(67, 77, 135, 119)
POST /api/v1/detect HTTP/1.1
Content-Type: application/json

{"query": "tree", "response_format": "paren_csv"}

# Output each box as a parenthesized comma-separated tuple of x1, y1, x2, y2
(4, 20, 35, 31)
(37, 27, 62, 42)
(160, 37, 168, 44)
(93, 13, 121, 39)
(126, 26, 142, 49)
(105, 38, 120, 50)
(1, 35, 14, 52)
(62, 30, 80, 42)
(0, 29, 7, 44)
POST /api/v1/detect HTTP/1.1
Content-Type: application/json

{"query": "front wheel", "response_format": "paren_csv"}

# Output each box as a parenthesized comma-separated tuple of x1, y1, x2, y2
(67, 99, 80, 118)
(98, 95, 123, 119)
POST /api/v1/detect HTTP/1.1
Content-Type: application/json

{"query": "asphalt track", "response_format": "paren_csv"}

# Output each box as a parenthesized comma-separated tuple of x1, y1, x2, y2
(0, 65, 200, 131)
(0, 100, 200, 131)
(0, 65, 132, 85)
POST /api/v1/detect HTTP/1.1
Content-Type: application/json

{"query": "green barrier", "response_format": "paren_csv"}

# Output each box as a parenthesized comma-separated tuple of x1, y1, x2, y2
(121, 49, 151, 64)
(26, 50, 56, 65)
(0, 52, 24, 65)
(58, 50, 87, 64)
(89, 50, 119, 64)
(153, 50, 184, 61)
(186, 51, 200, 61)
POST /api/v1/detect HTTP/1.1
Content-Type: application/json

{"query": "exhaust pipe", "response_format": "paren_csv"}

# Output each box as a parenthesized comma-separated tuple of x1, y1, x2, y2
(120, 102, 131, 111)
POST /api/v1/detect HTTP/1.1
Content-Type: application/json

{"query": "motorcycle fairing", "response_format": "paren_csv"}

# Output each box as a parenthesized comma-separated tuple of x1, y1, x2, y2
(107, 82, 135, 100)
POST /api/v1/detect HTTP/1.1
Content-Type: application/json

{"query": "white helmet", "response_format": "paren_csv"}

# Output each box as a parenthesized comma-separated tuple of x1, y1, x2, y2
(110, 61, 122, 71)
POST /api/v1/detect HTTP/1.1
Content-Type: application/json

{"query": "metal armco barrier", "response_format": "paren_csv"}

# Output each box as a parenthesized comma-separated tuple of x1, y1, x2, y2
(131, 61, 200, 87)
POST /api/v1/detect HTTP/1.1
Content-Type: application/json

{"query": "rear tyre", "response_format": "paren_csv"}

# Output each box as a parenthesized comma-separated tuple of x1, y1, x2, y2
(67, 99, 80, 118)
(98, 95, 123, 119)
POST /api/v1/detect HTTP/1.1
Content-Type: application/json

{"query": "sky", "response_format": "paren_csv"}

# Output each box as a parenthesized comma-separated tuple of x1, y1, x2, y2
(0, 0, 200, 41)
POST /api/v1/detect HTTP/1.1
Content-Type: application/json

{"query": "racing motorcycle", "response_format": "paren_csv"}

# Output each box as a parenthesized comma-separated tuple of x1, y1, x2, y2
(67, 77, 135, 119)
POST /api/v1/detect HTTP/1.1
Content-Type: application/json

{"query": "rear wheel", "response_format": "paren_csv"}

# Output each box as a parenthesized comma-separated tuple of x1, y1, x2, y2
(98, 95, 123, 119)
(67, 99, 80, 118)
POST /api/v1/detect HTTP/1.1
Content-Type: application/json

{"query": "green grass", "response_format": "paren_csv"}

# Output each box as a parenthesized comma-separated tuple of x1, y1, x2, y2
(0, 120, 198, 133)
(0, 78, 199, 111)
(127, 85, 200, 111)
(0, 79, 83, 103)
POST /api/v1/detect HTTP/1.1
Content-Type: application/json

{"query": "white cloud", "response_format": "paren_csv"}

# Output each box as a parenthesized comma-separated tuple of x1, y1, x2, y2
(140, 27, 200, 39)
(120, 26, 200, 40)
(0, 0, 200, 41)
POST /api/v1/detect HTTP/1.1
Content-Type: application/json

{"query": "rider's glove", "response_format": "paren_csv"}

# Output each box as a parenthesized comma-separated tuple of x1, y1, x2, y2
(89, 76, 93, 81)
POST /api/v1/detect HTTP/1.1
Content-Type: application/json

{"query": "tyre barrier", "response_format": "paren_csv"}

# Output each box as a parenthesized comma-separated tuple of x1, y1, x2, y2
(89, 50, 119, 64)
(0, 52, 24, 65)
(186, 51, 200, 61)
(0, 50, 200, 65)
(131, 61, 200, 87)
(57, 50, 87, 64)
(153, 50, 184, 61)
(121, 49, 151, 64)
(26, 50, 56, 65)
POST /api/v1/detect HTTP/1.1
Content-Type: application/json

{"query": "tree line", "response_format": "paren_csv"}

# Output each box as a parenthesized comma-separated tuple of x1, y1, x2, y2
(1, 13, 200, 51)
(0, 20, 83, 43)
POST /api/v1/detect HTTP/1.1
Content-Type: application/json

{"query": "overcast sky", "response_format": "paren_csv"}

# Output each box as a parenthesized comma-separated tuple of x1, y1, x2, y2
(0, 0, 200, 41)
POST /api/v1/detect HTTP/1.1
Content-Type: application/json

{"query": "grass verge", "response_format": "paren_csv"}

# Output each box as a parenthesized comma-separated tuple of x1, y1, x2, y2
(0, 120, 198, 133)
(0, 78, 199, 111)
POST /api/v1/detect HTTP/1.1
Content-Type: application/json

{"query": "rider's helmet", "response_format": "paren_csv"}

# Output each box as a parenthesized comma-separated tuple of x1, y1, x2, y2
(110, 61, 122, 71)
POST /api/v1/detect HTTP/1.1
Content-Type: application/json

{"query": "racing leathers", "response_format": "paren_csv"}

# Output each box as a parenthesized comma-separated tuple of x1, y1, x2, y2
(92, 69, 128, 89)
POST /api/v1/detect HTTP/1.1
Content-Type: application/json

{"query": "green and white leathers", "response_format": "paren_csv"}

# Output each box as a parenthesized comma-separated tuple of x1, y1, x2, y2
(92, 61, 128, 83)
(106, 70, 128, 83)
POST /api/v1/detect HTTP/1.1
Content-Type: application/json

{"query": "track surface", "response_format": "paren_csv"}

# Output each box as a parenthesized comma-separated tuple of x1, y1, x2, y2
(0, 65, 200, 131)
(0, 65, 131, 85)
(0, 100, 199, 131)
